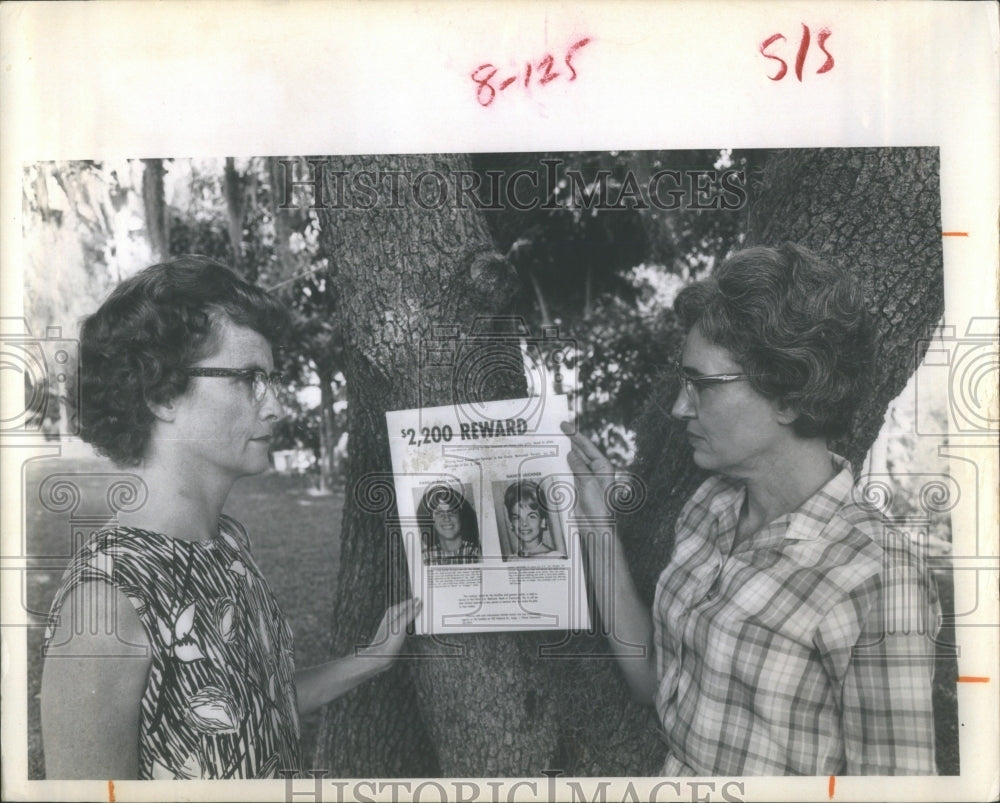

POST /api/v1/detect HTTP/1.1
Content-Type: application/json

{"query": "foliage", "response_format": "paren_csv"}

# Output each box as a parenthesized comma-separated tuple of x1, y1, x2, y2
(21, 160, 154, 334)
(466, 150, 758, 463)
(569, 284, 683, 462)
(23, 154, 754, 468)
(271, 388, 320, 453)
(166, 159, 345, 482)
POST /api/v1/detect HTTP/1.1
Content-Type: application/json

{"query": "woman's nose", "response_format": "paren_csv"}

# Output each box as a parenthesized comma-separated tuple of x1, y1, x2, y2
(671, 388, 696, 420)
(260, 385, 285, 421)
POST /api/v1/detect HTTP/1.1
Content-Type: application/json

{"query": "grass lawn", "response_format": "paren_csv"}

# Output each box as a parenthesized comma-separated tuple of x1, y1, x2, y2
(23, 455, 342, 779)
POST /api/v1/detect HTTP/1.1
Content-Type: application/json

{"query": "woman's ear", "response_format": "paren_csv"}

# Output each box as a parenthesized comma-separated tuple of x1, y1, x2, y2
(775, 408, 798, 426)
(146, 394, 179, 424)
(773, 397, 799, 427)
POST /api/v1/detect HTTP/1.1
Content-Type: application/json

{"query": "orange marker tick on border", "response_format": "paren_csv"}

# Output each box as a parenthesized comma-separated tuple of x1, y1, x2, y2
(107, 779, 116, 803)
(828, 774, 836, 798)
(957, 676, 990, 683)
(942, 231, 969, 236)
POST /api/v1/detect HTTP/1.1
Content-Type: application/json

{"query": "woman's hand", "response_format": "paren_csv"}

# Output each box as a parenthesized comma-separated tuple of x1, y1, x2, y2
(561, 421, 615, 520)
(362, 597, 422, 663)
(296, 597, 421, 715)
(559, 422, 658, 705)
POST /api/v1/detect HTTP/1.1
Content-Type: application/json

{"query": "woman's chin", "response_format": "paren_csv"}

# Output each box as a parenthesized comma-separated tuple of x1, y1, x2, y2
(689, 448, 716, 471)
(235, 459, 272, 479)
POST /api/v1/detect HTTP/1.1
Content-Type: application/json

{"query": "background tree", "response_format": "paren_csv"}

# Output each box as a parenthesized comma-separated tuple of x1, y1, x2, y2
(281, 274, 347, 491)
(22, 160, 168, 335)
(313, 147, 953, 776)
(141, 158, 169, 262)
(311, 153, 571, 776)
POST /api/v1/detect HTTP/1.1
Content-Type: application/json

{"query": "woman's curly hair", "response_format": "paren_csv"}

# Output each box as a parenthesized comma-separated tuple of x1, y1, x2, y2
(503, 480, 547, 521)
(673, 242, 873, 439)
(79, 256, 289, 466)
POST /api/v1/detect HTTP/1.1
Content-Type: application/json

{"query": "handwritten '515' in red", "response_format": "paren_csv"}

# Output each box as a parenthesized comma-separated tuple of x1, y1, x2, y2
(761, 24, 833, 81)
(472, 38, 591, 107)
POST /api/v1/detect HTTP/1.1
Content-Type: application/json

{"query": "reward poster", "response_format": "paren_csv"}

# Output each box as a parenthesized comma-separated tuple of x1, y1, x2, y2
(387, 396, 591, 635)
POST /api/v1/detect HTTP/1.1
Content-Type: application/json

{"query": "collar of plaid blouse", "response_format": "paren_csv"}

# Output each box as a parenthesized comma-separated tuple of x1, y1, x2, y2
(730, 453, 850, 550)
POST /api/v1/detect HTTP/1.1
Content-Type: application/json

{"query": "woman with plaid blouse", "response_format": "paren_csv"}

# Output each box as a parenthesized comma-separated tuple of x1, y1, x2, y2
(564, 243, 938, 776)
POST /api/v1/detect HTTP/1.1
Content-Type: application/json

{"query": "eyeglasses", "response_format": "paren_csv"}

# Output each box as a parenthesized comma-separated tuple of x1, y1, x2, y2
(186, 367, 285, 404)
(672, 363, 759, 404)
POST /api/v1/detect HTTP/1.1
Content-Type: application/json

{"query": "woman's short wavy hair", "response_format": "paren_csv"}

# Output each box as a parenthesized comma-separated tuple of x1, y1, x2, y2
(79, 256, 289, 466)
(673, 242, 873, 439)
(504, 480, 546, 517)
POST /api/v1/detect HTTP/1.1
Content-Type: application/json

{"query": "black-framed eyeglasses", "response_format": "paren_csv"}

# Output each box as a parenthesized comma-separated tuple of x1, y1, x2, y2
(672, 362, 759, 403)
(186, 367, 285, 404)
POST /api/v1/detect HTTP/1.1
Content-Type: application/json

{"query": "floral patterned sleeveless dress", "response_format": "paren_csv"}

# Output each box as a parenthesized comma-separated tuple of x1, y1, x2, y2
(43, 515, 302, 779)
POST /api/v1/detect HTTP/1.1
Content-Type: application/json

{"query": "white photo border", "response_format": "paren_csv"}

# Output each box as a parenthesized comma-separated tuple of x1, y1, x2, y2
(2, 2, 997, 802)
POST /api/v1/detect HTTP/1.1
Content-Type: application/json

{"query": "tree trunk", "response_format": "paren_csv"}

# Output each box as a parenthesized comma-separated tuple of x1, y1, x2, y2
(223, 157, 246, 278)
(267, 156, 298, 279)
(313, 154, 562, 777)
(313, 148, 945, 777)
(141, 159, 169, 261)
(743, 148, 944, 468)
(317, 366, 336, 493)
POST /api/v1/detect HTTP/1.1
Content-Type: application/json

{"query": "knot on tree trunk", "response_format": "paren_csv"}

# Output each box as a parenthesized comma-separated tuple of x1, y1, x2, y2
(465, 248, 520, 308)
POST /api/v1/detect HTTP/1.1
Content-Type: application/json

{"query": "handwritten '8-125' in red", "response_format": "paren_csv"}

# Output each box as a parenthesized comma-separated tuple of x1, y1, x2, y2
(472, 38, 592, 107)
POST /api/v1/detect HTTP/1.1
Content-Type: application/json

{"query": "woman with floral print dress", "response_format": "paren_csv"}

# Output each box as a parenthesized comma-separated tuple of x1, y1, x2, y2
(41, 257, 418, 779)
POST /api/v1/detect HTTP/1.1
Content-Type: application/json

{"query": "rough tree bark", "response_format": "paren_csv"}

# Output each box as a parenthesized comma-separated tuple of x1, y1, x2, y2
(312, 153, 570, 776)
(314, 148, 946, 777)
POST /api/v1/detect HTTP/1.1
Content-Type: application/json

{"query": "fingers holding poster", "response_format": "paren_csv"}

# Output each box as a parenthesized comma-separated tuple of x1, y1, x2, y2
(387, 398, 590, 635)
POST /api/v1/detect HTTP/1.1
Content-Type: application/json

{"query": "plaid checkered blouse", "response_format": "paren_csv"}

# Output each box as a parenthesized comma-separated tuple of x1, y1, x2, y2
(422, 540, 482, 565)
(653, 455, 939, 775)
